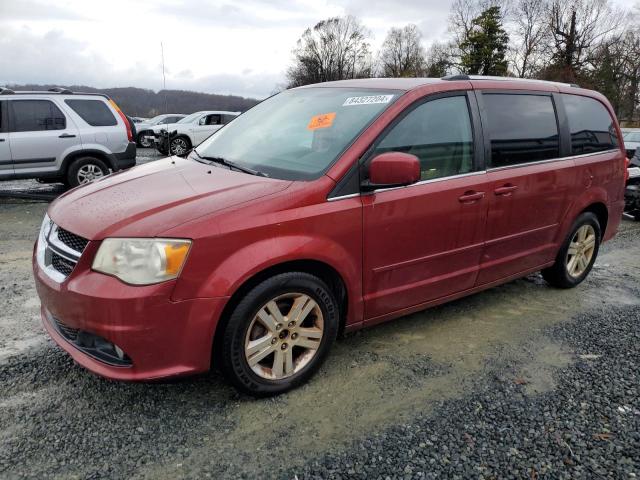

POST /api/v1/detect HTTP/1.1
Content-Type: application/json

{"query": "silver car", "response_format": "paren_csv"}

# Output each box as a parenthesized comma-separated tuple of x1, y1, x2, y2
(0, 87, 136, 187)
(623, 129, 640, 158)
(134, 114, 186, 147)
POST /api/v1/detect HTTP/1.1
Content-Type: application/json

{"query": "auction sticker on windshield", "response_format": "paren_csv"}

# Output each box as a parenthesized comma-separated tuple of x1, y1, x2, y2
(343, 95, 394, 106)
(308, 112, 336, 130)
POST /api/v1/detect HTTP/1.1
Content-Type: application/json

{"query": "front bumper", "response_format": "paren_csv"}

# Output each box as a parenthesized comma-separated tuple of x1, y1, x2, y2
(33, 247, 228, 381)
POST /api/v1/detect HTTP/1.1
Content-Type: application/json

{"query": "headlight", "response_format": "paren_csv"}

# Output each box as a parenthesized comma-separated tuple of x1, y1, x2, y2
(92, 238, 191, 285)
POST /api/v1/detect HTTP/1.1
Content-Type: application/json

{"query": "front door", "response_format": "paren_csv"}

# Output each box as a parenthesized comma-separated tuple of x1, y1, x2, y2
(193, 114, 223, 145)
(8, 99, 81, 174)
(476, 92, 574, 285)
(363, 92, 489, 322)
(0, 100, 12, 176)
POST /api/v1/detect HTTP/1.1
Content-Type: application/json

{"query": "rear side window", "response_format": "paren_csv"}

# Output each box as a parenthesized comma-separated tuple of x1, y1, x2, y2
(64, 99, 117, 126)
(483, 94, 559, 168)
(0, 101, 4, 132)
(10, 100, 66, 132)
(562, 94, 618, 155)
(374, 95, 474, 180)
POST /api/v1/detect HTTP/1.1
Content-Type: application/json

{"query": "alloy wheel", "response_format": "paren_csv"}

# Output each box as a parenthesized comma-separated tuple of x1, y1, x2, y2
(76, 164, 105, 185)
(244, 293, 324, 380)
(566, 224, 596, 278)
(170, 138, 188, 155)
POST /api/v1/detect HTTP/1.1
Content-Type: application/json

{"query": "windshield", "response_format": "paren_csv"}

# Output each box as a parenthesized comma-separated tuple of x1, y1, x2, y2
(195, 88, 400, 180)
(623, 131, 640, 142)
(177, 112, 203, 124)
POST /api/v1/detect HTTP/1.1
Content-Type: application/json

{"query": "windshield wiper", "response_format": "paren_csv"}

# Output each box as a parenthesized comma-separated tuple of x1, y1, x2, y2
(192, 151, 268, 177)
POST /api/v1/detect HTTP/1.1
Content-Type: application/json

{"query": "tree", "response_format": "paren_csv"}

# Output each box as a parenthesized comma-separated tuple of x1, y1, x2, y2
(378, 25, 426, 77)
(286, 16, 372, 88)
(424, 42, 455, 77)
(543, 0, 620, 83)
(459, 6, 510, 75)
(509, 0, 550, 78)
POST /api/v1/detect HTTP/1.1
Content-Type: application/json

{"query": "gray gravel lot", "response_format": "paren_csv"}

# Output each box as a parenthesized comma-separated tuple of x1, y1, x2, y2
(0, 150, 639, 479)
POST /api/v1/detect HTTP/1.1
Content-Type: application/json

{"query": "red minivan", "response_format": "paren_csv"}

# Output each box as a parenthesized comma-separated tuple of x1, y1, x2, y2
(33, 76, 626, 395)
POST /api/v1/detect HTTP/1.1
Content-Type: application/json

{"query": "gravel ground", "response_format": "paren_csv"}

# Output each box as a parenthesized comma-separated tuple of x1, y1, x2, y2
(0, 153, 639, 479)
(284, 305, 640, 480)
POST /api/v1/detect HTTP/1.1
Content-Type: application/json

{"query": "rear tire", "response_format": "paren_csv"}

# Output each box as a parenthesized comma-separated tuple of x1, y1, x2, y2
(220, 272, 339, 397)
(542, 212, 601, 288)
(137, 131, 153, 148)
(66, 157, 109, 188)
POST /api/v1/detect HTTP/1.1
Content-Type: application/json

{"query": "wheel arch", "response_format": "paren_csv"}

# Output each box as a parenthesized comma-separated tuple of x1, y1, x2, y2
(211, 259, 349, 367)
(62, 149, 117, 173)
(581, 202, 608, 236)
(558, 187, 609, 244)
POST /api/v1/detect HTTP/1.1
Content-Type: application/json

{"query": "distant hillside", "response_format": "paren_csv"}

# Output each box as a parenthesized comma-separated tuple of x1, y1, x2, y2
(6, 84, 261, 117)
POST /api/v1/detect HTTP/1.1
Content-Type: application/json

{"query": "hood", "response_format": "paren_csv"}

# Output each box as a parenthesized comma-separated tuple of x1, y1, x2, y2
(48, 157, 292, 239)
(152, 122, 184, 133)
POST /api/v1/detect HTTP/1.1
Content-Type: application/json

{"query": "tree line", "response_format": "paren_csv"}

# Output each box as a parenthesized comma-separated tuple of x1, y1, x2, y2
(7, 84, 260, 118)
(286, 0, 640, 124)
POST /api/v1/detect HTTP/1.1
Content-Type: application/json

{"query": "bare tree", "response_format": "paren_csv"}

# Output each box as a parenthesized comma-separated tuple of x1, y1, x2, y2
(509, 0, 549, 77)
(286, 16, 373, 88)
(544, 0, 621, 82)
(378, 25, 426, 77)
(424, 42, 456, 77)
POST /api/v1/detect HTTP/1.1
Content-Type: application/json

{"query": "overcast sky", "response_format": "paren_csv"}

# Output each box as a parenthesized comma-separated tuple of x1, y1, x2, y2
(0, 0, 637, 99)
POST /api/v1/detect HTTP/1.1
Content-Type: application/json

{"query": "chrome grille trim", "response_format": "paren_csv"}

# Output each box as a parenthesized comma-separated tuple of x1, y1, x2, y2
(37, 221, 87, 282)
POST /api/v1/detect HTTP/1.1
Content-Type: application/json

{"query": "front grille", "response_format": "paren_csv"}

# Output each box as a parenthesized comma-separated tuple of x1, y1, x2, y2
(53, 317, 79, 341)
(57, 228, 89, 253)
(51, 252, 75, 276)
(38, 222, 86, 282)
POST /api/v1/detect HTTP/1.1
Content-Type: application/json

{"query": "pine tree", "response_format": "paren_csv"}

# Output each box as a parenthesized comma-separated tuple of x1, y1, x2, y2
(459, 6, 509, 75)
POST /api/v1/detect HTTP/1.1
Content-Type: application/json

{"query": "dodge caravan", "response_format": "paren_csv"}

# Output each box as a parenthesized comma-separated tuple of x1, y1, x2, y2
(33, 76, 626, 396)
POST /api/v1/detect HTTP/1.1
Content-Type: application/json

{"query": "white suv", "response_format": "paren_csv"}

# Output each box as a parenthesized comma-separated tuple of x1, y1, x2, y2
(152, 110, 239, 155)
(0, 87, 136, 187)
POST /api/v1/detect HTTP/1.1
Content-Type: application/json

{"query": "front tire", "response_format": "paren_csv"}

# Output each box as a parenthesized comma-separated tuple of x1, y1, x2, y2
(66, 157, 109, 188)
(221, 272, 339, 396)
(169, 136, 191, 156)
(542, 212, 601, 288)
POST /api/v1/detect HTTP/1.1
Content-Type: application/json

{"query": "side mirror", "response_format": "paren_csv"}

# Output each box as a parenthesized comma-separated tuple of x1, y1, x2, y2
(363, 152, 421, 191)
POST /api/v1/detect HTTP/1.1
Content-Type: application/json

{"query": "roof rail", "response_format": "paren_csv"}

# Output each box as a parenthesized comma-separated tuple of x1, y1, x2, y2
(0, 87, 15, 95)
(48, 87, 73, 94)
(441, 74, 579, 88)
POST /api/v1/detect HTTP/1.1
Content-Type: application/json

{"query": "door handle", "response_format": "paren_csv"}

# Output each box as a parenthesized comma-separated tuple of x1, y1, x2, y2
(458, 191, 485, 203)
(58, 133, 76, 138)
(494, 184, 518, 196)
(0, 139, 5, 142)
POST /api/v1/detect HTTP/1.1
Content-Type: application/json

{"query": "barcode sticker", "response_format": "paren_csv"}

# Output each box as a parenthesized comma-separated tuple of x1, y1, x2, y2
(343, 95, 394, 106)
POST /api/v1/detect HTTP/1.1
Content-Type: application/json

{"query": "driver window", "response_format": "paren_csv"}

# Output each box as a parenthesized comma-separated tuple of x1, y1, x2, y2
(205, 114, 222, 126)
(374, 96, 474, 180)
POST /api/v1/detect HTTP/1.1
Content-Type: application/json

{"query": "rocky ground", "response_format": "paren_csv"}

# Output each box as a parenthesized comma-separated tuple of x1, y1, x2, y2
(0, 151, 638, 479)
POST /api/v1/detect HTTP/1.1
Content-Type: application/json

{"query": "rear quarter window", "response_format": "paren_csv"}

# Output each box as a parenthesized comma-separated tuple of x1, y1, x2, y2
(562, 94, 618, 155)
(64, 99, 118, 127)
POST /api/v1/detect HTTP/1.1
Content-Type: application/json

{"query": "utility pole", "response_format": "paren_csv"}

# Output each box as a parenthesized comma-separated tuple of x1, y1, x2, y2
(161, 42, 168, 114)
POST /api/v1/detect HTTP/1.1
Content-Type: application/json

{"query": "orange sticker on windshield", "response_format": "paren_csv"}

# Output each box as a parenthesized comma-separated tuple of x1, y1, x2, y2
(307, 112, 336, 130)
